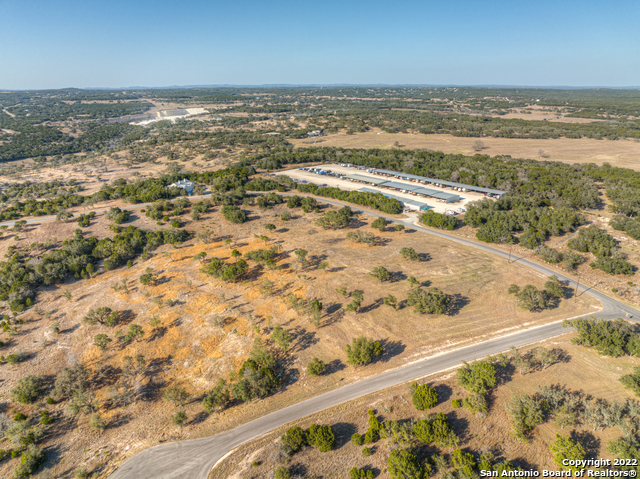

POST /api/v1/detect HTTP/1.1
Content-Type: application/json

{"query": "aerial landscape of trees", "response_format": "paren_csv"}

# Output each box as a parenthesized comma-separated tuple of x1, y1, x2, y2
(5, 87, 640, 164)
(3, 86, 640, 478)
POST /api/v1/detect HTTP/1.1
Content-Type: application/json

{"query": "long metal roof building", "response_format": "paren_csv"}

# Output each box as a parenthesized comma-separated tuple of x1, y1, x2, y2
(358, 187, 430, 211)
(343, 174, 387, 185)
(345, 175, 460, 203)
(371, 169, 506, 196)
(374, 180, 460, 203)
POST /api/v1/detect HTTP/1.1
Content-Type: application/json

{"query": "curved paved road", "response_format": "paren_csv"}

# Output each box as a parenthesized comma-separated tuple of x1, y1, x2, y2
(4, 194, 635, 478)
(107, 196, 638, 479)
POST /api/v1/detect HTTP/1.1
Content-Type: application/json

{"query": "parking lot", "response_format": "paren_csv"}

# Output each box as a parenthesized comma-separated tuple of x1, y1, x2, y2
(277, 163, 493, 215)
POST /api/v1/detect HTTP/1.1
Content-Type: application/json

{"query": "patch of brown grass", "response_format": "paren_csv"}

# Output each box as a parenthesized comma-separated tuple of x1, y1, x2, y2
(290, 128, 640, 170)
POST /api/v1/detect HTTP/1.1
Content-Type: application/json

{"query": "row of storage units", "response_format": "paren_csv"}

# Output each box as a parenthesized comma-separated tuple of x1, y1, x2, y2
(343, 174, 460, 203)
(369, 169, 506, 198)
(358, 188, 430, 211)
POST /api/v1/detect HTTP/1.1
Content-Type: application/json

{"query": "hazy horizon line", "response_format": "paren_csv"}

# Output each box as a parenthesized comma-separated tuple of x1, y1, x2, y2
(2, 83, 640, 92)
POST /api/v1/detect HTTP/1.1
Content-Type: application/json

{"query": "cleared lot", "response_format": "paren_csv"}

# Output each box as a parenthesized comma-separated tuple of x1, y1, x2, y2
(290, 129, 640, 170)
(279, 163, 491, 214)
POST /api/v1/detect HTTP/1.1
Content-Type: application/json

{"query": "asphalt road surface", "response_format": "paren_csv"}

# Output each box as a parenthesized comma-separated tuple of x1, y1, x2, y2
(3, 194, 634, 479)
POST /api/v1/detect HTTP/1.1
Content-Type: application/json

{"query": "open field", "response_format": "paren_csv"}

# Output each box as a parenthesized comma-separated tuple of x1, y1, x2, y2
(0, 200, 597, 478)
(290, 129, 640, 170)
(470, 104, 610, 123)
(211, 333, 640, 478)
(394, 104, 606, 123)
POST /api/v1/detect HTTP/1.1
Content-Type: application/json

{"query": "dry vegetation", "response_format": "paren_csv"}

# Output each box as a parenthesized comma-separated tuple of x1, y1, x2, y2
(0, 201, 596, 478)
(2, 88, 640, 478)
(211, 334, 640, 478)
(290, 129, 640, 170)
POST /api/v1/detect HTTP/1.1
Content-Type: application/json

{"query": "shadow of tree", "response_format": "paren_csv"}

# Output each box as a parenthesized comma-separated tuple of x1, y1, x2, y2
(61, 324, 80, 335)
(332, 422, 358, 449)
(41, 443, 64, 473)
(326, 359, 346, 375)
(39, 374, 56, 396)
(434, 384, 453, 403)
(446, 293, 470, 316)
(379, 339, 406, 363)
(448, 413, 470, 442)
(120, 309, 137, 324)
(141, 375, 168, 403)
(281, 367, 300, 390)
(390, 271, 408, 283)
(322, 306, 345, 327)
(290, 464, 308, 477)
(190, 411, 209, 426)
(347, 219, 368, 229)
(418, 252, 432, 262)
(360, 298, 383, 314)
(554, 348, 571, 364)
(147, 326, 168, 342)
(511, 457, 538, 472)
(92, 364, 121, 390)
(572, 430, 601, 458)
(495, 362, 516, 386)
(326, 303, 342, 315)
(290, 326, 319, 352)
(109, 411, 133, 429)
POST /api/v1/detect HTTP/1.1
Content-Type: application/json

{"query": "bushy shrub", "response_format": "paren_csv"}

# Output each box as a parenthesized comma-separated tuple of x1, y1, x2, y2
(351, 432, 364, 446)
(10, 376, 41, 404)
(420, 210, 458, 230)
(387, 449, 425, 479)
(13, 445, 45, 478)
(306, 424, 335, 452)
(406, 287, 450, 314)
(411, 383, 438, 410)
(307, 358, 326, 376)
(281, 426, 307, 455)
(350, 467, 374, 479)
(274, 466, 291, 479)
(221, 204, 246, 224)
(345, 337, 384, 366)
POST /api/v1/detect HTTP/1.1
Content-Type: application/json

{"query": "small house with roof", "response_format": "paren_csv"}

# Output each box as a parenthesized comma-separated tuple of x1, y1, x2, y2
(169, 179, 195, 196)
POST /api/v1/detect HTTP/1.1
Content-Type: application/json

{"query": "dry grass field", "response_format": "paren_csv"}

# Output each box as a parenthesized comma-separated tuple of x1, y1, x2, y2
(1, 104, 638, 478)
(0, 201, 597, 478)
(291, 129, 640, 170)
(211, 334, 640, 479)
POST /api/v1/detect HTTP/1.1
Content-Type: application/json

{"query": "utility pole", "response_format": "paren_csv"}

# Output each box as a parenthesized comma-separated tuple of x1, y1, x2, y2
(508, 243, 513, 264)
(574, 274, 581, 302)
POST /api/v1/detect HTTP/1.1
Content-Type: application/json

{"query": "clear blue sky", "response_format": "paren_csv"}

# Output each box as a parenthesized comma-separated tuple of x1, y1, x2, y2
(1, 0, 638, 90)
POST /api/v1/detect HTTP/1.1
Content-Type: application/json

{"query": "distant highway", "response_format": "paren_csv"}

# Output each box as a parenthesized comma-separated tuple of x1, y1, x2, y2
(3, 193, 634, 479)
